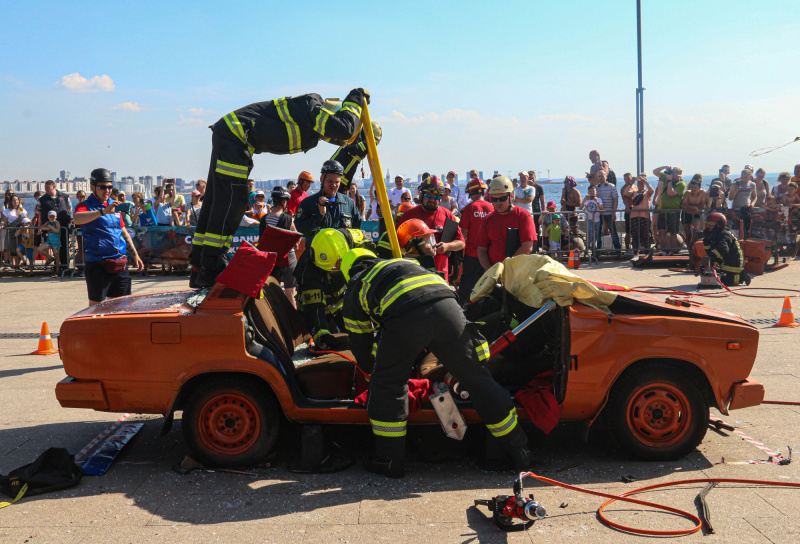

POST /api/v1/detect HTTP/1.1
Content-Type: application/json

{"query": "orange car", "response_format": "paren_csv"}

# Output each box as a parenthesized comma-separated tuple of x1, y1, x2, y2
(55, 279, 763, 466)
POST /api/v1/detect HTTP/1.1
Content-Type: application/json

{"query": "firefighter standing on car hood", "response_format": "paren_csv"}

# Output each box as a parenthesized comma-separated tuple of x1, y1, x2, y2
(701, 212, 750, 286)
(294, 227, 369, 351)
(190, 88, 369, 288)
(337, 248, 533, 478)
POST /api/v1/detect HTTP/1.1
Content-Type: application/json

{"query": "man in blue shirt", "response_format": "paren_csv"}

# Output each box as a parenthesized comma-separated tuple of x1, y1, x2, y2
(74, 168, 144, 305)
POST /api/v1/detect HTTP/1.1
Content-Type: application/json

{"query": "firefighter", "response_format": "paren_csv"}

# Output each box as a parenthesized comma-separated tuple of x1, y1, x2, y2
(294, 227, 368, 350)
(701, 212, 750, 286)
(295, 160, 362, 240)
(329, 123, 382, 193)
(339, 249, 533, 478)
(190, 88, 369, 288)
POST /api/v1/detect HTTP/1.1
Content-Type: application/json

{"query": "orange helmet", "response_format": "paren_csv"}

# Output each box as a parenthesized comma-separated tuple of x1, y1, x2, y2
(397, 219, 437, 249)
(396, 202, 414, 216)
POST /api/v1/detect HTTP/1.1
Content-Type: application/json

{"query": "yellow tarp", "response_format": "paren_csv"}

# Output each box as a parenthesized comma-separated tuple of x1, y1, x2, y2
(470, 254, 618, 313)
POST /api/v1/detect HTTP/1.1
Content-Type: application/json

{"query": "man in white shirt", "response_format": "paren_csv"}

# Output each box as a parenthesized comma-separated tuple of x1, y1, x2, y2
(389, 175, 411, 213)
(513, 171, 534, 214)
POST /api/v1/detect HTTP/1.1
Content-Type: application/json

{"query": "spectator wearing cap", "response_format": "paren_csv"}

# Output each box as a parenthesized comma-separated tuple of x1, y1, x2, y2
(440, 183, 459, 215)
(252, 190, 270, 217)
(37, 179, 73, 273)
(185, 191, 203, 227)
(35, 210, 62, 276)
(514, 171, 535, 215)
(73, 168, 144, 305)
(389, 175, 411, 213)
(286, 171, 314, 216)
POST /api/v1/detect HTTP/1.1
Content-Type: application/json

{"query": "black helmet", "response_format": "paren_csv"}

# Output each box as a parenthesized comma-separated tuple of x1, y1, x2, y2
(271, 186, 290, 201)
(90, 168, 112, 184)
(321, 160, 344, 176)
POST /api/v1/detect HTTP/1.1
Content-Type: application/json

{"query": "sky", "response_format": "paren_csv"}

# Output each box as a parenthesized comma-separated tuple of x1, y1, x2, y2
(1, 0, 799, 183)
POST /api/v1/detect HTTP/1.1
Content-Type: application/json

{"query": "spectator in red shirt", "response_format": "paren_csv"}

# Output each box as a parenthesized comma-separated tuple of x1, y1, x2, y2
(477, 176, 536, 269)
(286, 171, 315, 216)
(396, 176, 464, 282)
(456, 178, 492, 304)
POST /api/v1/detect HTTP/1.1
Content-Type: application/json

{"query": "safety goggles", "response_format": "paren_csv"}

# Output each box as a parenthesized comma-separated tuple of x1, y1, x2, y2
(422, 193, 441, 201)
(490, 195, 510, 203)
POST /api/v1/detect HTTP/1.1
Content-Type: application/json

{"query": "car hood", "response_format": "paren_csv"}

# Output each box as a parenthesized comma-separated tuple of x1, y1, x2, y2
(611, 291, 753, 327)
(70, 290, 196, 318)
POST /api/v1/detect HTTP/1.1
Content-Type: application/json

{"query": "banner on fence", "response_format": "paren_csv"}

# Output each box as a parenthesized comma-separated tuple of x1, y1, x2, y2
(128, 225, 260, 265)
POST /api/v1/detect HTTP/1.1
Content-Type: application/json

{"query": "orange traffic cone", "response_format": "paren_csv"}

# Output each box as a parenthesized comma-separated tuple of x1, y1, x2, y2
(573, 248, 581, 269)
(566, 250, 576, 269)
(31, 322, 59, 355)
(773, 297, 800, 328)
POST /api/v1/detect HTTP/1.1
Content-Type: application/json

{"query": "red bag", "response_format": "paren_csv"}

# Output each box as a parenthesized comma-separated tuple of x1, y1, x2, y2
(99, 256, 127, 274)
(215, 242, 276, 299)
(257, 225, 302, 268)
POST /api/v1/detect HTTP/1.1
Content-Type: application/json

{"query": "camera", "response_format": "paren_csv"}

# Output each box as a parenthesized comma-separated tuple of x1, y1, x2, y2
(664, 168, 673, 175)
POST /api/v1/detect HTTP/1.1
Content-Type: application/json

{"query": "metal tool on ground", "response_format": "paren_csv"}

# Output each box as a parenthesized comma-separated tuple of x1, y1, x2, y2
(474, 473, 547, 531)
(30, 322, 58, 355)
(488, 300, 558, 358)
(697, 262, 723, 290)
(172, 456, 259, 476)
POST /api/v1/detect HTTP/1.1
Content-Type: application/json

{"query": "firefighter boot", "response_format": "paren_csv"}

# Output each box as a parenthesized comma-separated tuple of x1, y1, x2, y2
(196, 254, 229, 289)
(363, 455, 405, 479)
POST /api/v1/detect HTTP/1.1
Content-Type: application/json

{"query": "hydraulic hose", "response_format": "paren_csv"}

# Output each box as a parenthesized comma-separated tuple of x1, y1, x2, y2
(521, 471, 800, 536)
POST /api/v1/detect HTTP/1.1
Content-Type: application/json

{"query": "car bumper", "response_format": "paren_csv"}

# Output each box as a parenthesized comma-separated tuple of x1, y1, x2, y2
(56, 377, 109, 410)
(728, 376, 765, 410)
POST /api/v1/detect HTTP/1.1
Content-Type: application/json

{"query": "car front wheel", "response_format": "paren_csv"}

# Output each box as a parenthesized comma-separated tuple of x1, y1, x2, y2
(182, 378, 280, 467)
(608, 363, 708, 461)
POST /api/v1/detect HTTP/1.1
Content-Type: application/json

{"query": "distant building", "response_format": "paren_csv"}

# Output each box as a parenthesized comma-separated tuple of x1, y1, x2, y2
(59, 170, 72, 182)
(110, 171, 117, 182)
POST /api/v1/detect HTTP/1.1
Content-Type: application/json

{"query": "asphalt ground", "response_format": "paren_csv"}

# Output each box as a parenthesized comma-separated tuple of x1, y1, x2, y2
(1, 260, 800, 544)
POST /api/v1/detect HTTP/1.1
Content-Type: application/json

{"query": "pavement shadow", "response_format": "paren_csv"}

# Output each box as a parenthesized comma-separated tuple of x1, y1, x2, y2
(0, 364, 62, 378)
(0, 416, 716, 526)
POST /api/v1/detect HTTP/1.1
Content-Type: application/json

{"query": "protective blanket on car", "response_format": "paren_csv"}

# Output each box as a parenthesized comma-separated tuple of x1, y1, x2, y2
(470, 254, 618, 313)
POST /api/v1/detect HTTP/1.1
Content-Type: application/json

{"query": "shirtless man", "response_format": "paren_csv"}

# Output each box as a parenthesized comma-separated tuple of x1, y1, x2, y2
(681, 175, 707, 247)
(620, 173, 636, 250)
(560, 176, 582, 229)
(586, 150, 610, 187)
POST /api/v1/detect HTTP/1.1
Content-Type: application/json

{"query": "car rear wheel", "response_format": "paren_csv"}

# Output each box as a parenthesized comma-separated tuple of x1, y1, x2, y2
(608, 363, 708, 460)
(182, 378, 280, 467)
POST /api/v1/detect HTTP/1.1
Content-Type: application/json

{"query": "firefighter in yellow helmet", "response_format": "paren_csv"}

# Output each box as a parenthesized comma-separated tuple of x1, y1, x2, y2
(293, 227, 368, 350)
(340, 249, 533, 478)
(191, 88, 370, 288)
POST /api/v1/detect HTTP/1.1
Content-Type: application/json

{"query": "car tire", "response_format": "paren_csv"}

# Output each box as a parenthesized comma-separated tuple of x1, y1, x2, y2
(608, 363, 708, 461)
(181, 378, 280, 467)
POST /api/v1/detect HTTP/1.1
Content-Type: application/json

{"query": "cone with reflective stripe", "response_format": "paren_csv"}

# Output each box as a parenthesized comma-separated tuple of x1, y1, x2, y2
(773, 297, 800, 328)
(31, 322, 59, 355)
(566, 250, 576, 269)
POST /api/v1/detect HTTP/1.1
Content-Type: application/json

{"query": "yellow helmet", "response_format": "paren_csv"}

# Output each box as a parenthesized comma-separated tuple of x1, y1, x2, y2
(321, 98, 363, 145)
(487, 176, 513, 195)
(341, 248, 377, 281)
(340, 228, 365, 247)
(370, 122, 382, 146)
(310, 229, 349, 271)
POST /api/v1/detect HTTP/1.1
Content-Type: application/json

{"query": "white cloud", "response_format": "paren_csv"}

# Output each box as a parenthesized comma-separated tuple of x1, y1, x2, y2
(187, 107, 216, 116)
(58, 73, 115, 93)
(179, 115, 206, 127)
(112, 102, 144, 112)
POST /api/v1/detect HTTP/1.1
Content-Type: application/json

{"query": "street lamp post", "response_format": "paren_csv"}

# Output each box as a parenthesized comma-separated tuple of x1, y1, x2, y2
(635, 0, 645, 174)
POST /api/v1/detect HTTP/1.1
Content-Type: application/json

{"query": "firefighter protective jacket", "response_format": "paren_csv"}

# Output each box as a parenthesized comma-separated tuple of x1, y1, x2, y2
(342, 258, 455, 368)
(703, 226, 744, 274)
(330, 133, 368, 188)
(293, 252, 348, 343)
(211, 89, 366, 155)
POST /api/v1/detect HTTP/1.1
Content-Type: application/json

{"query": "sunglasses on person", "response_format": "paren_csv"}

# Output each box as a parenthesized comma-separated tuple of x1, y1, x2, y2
(422, 193, 441, 201)
(490, 195, 510, 203)
(95, 184, 113, 190)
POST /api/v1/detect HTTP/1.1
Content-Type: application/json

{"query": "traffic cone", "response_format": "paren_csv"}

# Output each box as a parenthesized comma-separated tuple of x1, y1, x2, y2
(30, 322, 59, 355)
(573, 248, 581, 269)
(773, 297, 800, 328)
(566, 250, 575, 269)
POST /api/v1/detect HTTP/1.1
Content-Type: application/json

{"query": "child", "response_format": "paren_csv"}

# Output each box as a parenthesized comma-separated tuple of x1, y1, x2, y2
(34, 210, 61, 276)
(16, 217, 35, 274)
(538, 201, 557, 251)
(581, 185, 605, 251)
(547, 214, 562, 253)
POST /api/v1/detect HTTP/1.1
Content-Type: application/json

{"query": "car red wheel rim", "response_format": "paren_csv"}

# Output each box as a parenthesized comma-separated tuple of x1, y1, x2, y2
(196, 393, 260, 456)
(626, 383, 691, 448)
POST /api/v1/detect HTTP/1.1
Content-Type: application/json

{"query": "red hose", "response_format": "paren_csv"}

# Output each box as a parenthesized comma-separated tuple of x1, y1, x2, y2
(522, 471, 800, 536)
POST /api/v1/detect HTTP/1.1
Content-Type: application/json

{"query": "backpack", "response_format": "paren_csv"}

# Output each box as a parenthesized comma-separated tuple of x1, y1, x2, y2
(0, 448, 82, 508)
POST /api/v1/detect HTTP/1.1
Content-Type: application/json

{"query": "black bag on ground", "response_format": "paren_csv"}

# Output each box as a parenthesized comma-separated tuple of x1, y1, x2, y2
(0, 448, 82, 505)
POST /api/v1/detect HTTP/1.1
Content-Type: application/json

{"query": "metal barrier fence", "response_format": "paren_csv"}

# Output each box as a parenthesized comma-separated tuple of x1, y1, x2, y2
(0, 225, 73, 275)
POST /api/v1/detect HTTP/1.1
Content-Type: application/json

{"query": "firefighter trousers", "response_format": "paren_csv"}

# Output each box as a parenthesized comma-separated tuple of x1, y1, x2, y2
(367, 297, 528, 462)
(191, 133, 254, 268)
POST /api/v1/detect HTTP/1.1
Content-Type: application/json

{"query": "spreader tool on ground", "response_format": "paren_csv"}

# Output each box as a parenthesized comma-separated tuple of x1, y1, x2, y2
(474, 473, 547, 531)
(489, 300, 558, 358)
(697, 262, 723, 290)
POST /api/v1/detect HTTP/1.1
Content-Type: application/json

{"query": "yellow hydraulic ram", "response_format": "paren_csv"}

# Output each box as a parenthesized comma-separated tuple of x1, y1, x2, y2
(361, 102, 402, 258)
